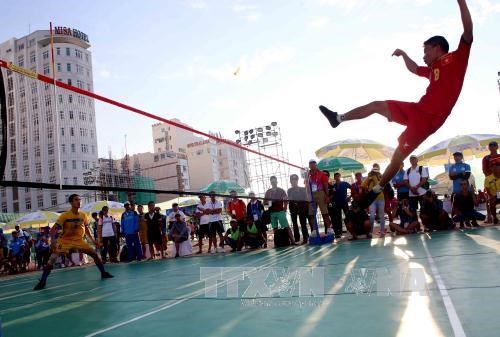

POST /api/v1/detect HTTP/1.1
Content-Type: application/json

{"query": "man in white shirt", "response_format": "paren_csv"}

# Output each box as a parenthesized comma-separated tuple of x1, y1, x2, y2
(403, 155, 429, 210)
(207, 191, 225, 253)
(167, 203, 186, 229)
(195, 195, 212, 254)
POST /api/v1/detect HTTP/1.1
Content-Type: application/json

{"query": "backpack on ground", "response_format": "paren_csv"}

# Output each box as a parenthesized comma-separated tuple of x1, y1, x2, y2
(273, 228, 291, 247)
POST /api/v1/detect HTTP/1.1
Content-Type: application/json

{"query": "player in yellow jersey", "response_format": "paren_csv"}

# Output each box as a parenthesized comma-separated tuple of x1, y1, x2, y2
(34, 194, 114, 290)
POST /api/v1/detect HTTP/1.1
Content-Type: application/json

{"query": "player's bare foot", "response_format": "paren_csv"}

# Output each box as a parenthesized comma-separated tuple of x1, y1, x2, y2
(319, 105, 340, 128)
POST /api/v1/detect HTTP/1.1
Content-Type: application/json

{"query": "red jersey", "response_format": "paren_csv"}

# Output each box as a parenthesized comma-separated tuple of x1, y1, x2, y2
(415, 37, 472, 119)
(482, 153, 500, 176)
(308, 170, 329, 192)
(227, 199, 246, 221)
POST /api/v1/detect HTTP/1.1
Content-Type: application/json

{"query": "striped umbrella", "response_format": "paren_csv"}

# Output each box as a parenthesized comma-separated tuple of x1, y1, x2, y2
(316, 156, 365, 176)
(315, 139, 394, 163)
(417, 134, 500, 166)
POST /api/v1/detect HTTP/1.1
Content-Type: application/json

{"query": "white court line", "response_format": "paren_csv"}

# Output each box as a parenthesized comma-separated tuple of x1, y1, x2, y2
(85, 245, 321, 337)
(421, 235, 466, 337)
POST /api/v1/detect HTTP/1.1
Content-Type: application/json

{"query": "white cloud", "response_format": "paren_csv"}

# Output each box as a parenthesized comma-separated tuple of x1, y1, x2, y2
(313, 0, 432, 13)
(245, 13, 261, 22)
(232, 4, 259, 12)
(187, 0, 207, 9)
(98, 68, 111, 79)
(309, 16, 330, 29)
(472, 0, 500, 23)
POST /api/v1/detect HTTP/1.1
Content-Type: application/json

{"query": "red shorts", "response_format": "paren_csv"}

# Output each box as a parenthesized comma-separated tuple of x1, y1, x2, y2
(386, 100, 448, 157)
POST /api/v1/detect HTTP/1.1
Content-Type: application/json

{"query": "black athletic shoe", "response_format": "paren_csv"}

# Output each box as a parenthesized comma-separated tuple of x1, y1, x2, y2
(358, 190, 379, 209)
(319, 105, 340, 128)
(101, 271, 114, 279)
(33, 279, 46, 291)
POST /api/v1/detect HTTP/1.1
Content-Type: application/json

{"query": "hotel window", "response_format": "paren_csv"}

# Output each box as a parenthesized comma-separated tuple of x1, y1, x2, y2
(66, 63, 72, 72)
(62, 161, 67, 170)
(57, 63, 62, 72)
(17, 43, 24, 51)
(60, 111, 64, 120)
(56, 47, 61, 55)
(42, 51, 49, 60)
(17, 56, 24, 67)
(61, 128, 65, 136)
(73, 177, 78, 185)
(30, 52, 36, 63)
(71, 144, 75, 153)
(72, 160, 77, 170)
(61, 144, 66, 153)
(25, 199, 31, 210)
(43, 64, 50, 75)
(67, 78, 72, 86)
(70, 127, 74, 136)
(66, 47, 70, 56)
(68, 95, 73, 103)
(37, 195, 43, 208)
(35, 162, 41, 174)
(35, 146, 40, 157)
(28, 39, 35, 47)
(51, 194, 57, 206)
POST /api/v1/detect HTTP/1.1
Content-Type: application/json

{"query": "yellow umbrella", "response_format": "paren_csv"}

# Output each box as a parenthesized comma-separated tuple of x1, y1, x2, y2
(5, 211, 60, 230)
(315, 139, 394, 163)
(80, 200, 125, 218)
(417, 134, 499, 166)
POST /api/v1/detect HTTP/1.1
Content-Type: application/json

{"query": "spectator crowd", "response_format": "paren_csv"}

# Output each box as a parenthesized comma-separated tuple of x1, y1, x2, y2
(1, 141, 499, 275)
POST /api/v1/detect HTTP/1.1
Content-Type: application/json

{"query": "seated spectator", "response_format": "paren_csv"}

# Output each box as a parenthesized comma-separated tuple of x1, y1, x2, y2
(8, 231, 26, 274)
(224, 220, 243, 252)
(35, 234, 50, 269)
(453, 180, 485, 228)
(484, 162, 500, 225)
(345, 201, 372, 240)
(244, 217, 263, 249)
(389, 198, 421, 235)
(169, 213, 189, 258)
(420, 191, 454, 231)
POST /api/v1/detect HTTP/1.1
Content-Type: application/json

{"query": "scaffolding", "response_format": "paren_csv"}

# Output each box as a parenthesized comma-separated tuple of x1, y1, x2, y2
(234, 122, 291, 197)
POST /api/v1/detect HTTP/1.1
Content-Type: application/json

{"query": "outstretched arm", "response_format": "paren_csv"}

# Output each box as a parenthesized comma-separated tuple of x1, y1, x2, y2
(392, 49, 418, 74)
(458, 0, 473, 43)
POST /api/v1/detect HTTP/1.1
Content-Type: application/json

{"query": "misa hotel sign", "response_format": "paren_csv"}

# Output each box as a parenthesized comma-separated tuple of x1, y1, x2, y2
(54, 26, 89, 43)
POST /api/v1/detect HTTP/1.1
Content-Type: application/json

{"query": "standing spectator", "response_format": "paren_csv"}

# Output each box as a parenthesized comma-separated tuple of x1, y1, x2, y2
(0, 228, 7, 271)
(246, 191, 268, 247)
(144, 201, 165, 259)
(287, 174, 310, 244)
(8, 231, 26, 273)
(35, 235, 50, 269)
(449, 151, 471, 195)
(453, 180, 485, 227)
(121, 202, 143, 262)
(350, 172, 364, 202)
(363, 163, 386, 237)
(155, 207, 168, 255)
(331, 172, 352, 238)
(345, 201, 372, 240)
(482, 141, 499, 223)
(98, 206, 118, 263)
(90, 212, 99, 242)
(195, 195, 212, 254)
(169, 213, 189, 258)
(227, 191, 247, 231)
(484, 162, 500, 225)
(264, 176, 296, 245)
(404, 155, 429, 210)
(208, 192, 225, 253)
(305, 160, 333, 235)
(392, 164, 410, 201)
(137, 205, 148, 258)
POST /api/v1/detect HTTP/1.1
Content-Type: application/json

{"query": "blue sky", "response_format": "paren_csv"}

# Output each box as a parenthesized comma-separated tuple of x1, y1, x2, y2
(2, 0, 500, 169)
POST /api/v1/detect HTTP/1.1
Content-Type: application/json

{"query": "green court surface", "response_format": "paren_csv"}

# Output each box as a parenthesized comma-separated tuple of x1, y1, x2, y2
(1, 227, 499, 337)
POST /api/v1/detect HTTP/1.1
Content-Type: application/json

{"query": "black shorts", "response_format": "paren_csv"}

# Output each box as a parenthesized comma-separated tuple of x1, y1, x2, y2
(209, 221, 224, 236)
(198, 224, 210, 239)
(147, 231, 163, 245)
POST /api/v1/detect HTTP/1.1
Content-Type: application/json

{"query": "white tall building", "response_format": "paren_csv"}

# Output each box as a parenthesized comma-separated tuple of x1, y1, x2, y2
(0, 27, 97, 212)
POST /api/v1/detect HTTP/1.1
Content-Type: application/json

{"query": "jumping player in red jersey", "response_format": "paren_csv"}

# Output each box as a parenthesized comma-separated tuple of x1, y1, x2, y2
(319, 0, 473, 207)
